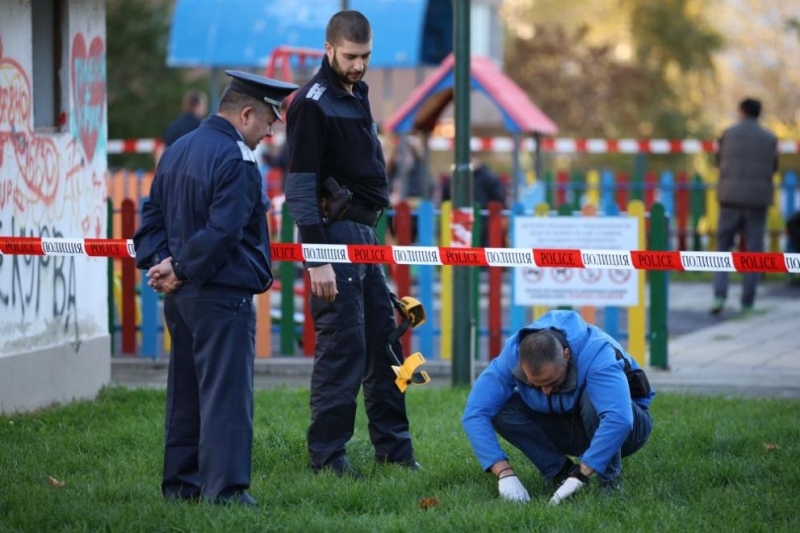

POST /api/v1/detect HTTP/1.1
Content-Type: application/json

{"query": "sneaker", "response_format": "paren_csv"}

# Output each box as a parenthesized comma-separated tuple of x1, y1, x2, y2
(547, 460, 576, 488)
(598, 477, 622, 495)
(741, 304, 755, 316)
(709, 297, 725, 315)
(314, 455, 363, 480)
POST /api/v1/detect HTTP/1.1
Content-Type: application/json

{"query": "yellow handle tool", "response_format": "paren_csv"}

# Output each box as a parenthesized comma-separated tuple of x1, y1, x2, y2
(392, 352, 431, 393)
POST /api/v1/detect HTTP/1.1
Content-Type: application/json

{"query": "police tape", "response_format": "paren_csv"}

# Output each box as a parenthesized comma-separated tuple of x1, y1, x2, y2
(107, 136, 800, 155)
(1, 237, 800, 273)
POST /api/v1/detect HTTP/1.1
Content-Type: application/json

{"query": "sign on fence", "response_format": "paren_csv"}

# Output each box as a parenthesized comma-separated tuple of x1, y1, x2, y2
(513, 216, 640, 306)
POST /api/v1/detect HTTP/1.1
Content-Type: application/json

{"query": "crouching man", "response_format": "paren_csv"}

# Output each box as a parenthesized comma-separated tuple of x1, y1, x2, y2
(462, 310, 655, 504)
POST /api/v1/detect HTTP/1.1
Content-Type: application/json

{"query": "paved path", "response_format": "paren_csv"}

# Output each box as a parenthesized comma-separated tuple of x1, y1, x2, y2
(111, 280, 800, 398)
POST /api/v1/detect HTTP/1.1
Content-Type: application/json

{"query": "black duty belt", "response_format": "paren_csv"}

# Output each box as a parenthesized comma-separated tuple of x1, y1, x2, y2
(321, 197, 383, 227)
(340, 203, 383, 227)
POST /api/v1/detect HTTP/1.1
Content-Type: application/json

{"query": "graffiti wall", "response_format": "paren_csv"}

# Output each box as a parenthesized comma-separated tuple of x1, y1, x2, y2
(0, 1, 108, 357)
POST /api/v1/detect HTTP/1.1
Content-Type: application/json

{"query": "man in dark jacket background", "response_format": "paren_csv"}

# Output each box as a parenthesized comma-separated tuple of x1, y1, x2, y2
(710, 97, 778, 315)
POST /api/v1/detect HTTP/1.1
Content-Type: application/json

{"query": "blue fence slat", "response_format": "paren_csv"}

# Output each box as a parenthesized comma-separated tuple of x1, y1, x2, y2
(137, 196, 158, 359)
(601, 170, 616, 214)
(416, 200, 435, 358)
(659, 170, 674, 226)
(140, 280, 159, 359)
(784, 171, 797, 217)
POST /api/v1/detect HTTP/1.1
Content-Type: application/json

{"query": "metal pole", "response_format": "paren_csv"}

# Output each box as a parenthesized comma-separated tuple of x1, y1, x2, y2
(452, 0, 472, 386)
(341, 0, 348, 10)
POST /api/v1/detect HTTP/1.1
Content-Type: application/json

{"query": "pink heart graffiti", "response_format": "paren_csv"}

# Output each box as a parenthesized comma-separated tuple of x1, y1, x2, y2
(71, 33, 105, 163)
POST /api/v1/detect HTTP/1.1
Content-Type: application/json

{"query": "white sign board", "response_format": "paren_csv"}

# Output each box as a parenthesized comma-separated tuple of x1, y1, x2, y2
(513, 217, 640, 306)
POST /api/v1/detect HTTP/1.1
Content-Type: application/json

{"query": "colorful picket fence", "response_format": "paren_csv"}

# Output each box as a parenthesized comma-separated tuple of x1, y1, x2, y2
(111, 199, 672, 368)
(107, 167, 798, 367)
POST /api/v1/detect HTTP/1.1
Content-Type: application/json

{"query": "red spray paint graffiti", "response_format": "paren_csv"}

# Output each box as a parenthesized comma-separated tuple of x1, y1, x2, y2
(0, 37, 60, 209)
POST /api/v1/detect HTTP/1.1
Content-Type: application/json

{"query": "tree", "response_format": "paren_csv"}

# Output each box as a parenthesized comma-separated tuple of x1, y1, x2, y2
(501, 0, 723, 140)
(106, 0, 208, 169)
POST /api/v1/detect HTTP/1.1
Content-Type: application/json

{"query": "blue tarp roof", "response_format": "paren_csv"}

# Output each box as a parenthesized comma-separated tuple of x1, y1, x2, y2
(167, 0, 450, 68)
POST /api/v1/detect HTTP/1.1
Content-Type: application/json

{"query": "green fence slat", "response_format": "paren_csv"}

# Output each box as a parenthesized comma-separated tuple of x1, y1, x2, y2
(649, 203, 668, 368)
(279, 204, 296, 356)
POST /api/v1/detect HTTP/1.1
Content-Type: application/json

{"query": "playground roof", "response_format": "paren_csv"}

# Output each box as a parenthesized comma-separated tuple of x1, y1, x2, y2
(383, 54, 558, 136)
(167, 0, 451, 68)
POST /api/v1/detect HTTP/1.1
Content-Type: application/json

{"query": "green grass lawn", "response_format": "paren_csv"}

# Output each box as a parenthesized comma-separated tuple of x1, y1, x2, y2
(1, 386, 798, 532)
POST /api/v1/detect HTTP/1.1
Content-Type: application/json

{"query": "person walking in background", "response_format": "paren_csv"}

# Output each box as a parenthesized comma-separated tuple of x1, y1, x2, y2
(442, 152, 507, 246)
(462, 310, 655, 505)
(284, 10, 420, 478)
(388, 136, 429, 206)
(154, 90, 208, 165)
(133, 71, 297, 506)
(710, 98, 778, 315)
(387, 136, 429, 241)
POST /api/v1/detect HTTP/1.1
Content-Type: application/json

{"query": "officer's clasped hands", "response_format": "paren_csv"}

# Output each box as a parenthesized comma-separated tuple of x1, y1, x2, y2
(146, 257, 183, 294)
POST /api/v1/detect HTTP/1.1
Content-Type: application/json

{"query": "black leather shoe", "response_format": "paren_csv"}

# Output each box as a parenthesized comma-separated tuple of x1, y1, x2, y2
(315, 455, 363, 480)
(212, 491, 257, 507)
(163, 485, 201, 503)
(379, 457, 422, 471)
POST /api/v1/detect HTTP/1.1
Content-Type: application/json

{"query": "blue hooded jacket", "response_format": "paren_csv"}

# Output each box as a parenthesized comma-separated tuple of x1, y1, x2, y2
(462, 310, 655, 473)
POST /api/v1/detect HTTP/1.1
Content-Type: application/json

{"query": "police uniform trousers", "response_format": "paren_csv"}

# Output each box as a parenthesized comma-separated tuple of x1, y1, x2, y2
(161, 290, 256, 500)
(307, 220, 414, 469)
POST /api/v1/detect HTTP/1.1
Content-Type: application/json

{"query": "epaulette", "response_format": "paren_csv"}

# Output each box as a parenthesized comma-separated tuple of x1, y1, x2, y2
(306, 82, 327, 101)
(237, 140, 257, 163)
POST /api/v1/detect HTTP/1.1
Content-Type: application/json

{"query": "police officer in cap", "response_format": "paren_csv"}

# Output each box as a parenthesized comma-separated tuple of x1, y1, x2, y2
(133, 70, 297, 506)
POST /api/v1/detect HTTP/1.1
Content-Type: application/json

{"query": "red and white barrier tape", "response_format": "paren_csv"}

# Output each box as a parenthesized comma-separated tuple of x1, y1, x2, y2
(2, 238, 799, 273)
(107, 136, 800, 155)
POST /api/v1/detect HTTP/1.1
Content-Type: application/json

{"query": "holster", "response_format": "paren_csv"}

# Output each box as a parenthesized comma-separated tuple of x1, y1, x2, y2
(320, 177, 383, 227)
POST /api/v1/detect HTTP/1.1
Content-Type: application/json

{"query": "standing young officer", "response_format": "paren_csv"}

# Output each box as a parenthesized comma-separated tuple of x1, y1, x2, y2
(133, 71, 297, 506)
(285, 10, 419, 477)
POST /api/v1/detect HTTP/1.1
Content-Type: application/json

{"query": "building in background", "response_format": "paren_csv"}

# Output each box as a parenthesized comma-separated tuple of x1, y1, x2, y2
(0, 0, 110, 413)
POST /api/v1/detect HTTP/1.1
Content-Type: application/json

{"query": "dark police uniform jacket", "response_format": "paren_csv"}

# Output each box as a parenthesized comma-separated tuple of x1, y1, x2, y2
(284, 55, 389, 250)
(133, 115, 273, 294)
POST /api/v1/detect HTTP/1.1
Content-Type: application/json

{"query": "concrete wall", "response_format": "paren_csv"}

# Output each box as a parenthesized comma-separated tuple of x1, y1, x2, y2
(0, 0, 110, 414)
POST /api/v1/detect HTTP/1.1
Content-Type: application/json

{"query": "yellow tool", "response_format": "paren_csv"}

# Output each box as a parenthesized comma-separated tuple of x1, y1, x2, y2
(392, 352, 430, 393)
(387, 294, 431, 392)
(394, 296, 426, 328)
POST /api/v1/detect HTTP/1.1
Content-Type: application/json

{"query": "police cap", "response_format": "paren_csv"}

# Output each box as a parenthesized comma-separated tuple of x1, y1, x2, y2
(225, 70, 298, 122)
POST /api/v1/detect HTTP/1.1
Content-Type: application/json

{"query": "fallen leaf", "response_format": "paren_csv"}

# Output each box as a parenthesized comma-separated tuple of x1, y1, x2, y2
(763, 443, 780, 451)
(47, 476, 66, 488)
(419, 497, 439, 510)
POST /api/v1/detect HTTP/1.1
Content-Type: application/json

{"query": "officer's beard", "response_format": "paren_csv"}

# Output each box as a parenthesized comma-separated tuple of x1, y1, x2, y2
(331, 53, 366, 86)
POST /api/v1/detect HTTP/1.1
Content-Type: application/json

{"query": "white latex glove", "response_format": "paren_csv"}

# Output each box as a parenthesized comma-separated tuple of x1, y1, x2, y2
(549, 477, 586, 505)
(498, 475, 531, 503)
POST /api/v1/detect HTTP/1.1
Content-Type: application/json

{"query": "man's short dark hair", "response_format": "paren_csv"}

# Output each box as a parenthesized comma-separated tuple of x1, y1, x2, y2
(739, 98, 762, 119)
(519, 330, 565, 375)
(326, 10, 372, 46)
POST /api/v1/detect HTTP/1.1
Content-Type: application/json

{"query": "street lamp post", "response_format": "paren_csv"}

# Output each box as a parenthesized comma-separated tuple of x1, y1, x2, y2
(451, 0, 472, 386)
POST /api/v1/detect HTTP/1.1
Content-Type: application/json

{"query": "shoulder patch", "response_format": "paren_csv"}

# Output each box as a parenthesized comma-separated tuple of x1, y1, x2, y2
(306, 83, 327, 101)
(237, 140, 257, 163)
